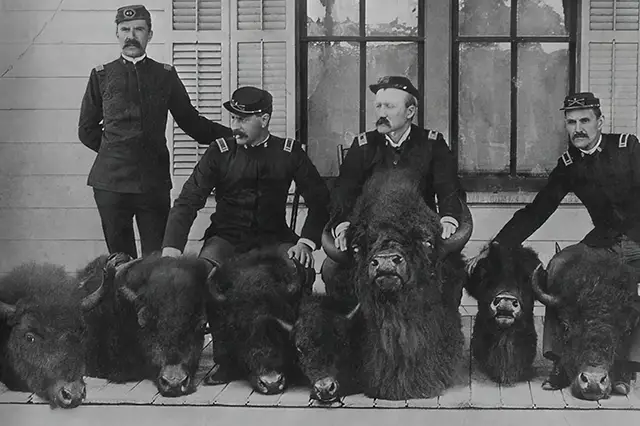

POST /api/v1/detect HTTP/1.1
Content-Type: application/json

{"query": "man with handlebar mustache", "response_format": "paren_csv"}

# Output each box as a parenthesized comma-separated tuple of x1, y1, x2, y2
(320, 76, 465, 297)
(78, 5, 231, 259)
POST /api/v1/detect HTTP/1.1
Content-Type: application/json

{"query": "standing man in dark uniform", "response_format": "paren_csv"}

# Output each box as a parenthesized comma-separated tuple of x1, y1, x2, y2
(161, 86, 330, 285)
(468, 92, 640, 395)
(78, 4, 231, 259)
(321, 76, 465, 295)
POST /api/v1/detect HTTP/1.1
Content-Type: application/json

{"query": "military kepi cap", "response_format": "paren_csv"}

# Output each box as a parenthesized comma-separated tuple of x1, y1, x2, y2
(369, 75, 420, 100)
(560, 92, 601, 111)
(115, 5, 151, 24)
(223, 86, 273, 116)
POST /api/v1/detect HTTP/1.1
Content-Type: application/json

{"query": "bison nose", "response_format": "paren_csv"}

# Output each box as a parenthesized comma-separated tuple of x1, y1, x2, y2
(53, 380, 86, 409)
(573, 370, 611, 401)
(311, 377, 340, 403)
(254, 372, 286, 395)
(158, 365, 191, 396)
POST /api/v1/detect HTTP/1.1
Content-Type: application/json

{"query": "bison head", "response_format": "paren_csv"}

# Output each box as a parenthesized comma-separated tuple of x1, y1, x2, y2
(116, 255, 210, 397)
(279, 295, 360, 403)
(466, 242, 540, 329)
(0, 260, 112, 408)
(532, 259, 640, 401)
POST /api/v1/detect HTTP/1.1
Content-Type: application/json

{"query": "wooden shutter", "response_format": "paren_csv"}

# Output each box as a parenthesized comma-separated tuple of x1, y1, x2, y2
(171, 43, 224, 176)
(231, 0, 295, 138)
(172, 0, 223, 31)
(581, 0, 640, 134)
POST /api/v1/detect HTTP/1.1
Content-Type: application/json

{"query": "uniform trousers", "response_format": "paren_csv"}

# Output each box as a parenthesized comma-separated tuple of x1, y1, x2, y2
(93, 188, 170, 259)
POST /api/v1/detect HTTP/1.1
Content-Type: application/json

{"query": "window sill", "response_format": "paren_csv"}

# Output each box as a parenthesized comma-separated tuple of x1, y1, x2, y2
(467, 191, 582, 205)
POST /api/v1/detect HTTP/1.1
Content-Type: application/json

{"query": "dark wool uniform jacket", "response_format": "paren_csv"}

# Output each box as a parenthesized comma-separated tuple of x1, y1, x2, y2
(495, 133, 640, 248)
(162, 135, 330, 251)
(78, 57, 231, 193)
(329, 124, 463, 227)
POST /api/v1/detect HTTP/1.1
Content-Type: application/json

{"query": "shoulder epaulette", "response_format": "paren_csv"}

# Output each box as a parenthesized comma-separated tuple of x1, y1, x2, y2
(95, 64, 104, 72)
(561, 151, 573, 166)
(619, 133, 630, 148)
(163, 63, 173, 71)
(215, 138, 229, 153)
(427, 130, 439, 140)
(357, 132, 368, 146)
(284, 138, 295, 153)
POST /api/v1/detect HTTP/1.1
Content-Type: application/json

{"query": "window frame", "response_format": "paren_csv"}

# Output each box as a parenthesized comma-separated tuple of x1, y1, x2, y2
(296, 0, 426, 178)
(451, 0, 579, 193)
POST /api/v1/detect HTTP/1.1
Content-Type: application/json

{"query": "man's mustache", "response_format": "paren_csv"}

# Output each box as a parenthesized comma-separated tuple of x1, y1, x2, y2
(124, 39, 142, 48)
(233, 130, 247, 138)
(573, 132, 588, 139)
(376, 117, 390, 127)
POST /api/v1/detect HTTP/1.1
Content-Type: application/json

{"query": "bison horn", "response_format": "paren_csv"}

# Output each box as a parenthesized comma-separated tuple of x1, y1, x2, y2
(274, 318, 294, 334)
(345, 303, 360, 321)
(118, 285, 139, 303)
(530, 264, 561, 307)
(0, 300, 17, 318)
(81, 263, 113, 311)
(441, 197, 473, 255)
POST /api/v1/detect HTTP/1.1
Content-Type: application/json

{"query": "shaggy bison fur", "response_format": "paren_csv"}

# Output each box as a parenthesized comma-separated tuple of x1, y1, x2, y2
(346, 169, 466, 400)
(0, 261, 110, 408)
(206, 249, 308, 395)
(81, 253, 210, 397)
(466, 242, 540, 384)
(533, 248, 640, 400)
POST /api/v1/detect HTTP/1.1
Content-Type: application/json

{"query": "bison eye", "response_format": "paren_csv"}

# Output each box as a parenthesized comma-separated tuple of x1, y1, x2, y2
(25, 332, 37, 343)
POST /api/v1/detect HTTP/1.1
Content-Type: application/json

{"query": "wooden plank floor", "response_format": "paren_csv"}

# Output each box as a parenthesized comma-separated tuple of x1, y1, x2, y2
(1, 315, 639, 410)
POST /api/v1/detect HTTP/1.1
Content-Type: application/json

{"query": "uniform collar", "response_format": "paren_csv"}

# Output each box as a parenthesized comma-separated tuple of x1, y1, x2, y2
(121, 53, 147, 64)
(578, 134, 603, 156)
(243, 133, 271, 149)
(385, 125, 412, 149)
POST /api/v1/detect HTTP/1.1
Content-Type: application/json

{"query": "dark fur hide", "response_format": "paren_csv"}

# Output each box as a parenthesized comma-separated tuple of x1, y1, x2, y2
(466, 243, 539, 384)
(347, 169, 465, 400)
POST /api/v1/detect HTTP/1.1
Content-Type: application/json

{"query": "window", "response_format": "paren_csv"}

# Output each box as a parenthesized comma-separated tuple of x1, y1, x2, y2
(299, 0, 423, 177)
(453, 0, 577, 192)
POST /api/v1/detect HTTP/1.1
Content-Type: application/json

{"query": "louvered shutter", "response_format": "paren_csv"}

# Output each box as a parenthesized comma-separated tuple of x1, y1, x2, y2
(231, 0, 295, 138)
(581, 1, 640, 134)
(173, 0, 223, 31)
(171, 43, 224, 176)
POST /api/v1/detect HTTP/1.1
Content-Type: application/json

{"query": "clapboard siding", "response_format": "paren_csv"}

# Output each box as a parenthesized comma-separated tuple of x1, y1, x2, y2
(2, 44, 167, 78)
(0, 11, 53, 43)
(0, 110, 82, 143)
(0, 143, 95, 176)
(0, 176, 95, 208)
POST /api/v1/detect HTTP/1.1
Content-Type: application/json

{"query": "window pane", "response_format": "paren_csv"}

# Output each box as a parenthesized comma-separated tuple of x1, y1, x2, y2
(459, 43, 511, 173)
(307, 42, 360, 176)
(517, 43, 569, 174)
(366, 0, 419, 36)
(517, 0, 569, 36)
(365, 42, 419, 128)
(306, 0, 359, 36)
(459, 0, 511, 36)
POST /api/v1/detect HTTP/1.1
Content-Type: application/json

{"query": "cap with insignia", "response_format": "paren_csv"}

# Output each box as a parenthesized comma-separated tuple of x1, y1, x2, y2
(560, 92, 601, 111)
(115, 4, 151, 24)
(223, 86, 273, 116)
(369, 75, 420, 100)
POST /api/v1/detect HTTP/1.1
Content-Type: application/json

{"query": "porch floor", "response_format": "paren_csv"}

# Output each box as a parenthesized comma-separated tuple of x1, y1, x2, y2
(1, 316, 639, 411)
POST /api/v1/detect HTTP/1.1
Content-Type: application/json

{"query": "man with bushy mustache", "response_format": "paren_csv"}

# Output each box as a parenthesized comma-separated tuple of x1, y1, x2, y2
(468, 92, 640, 395)
(78, 5, 231, 259)
(161, 86, 329, 285)
(321, 76, 464, 296)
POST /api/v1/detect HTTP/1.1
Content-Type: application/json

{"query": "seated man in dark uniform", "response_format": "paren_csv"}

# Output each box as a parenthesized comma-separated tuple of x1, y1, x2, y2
(468, 92, 640, 395)
(321, 76, 469, 297)
(161, 86, 330, 291)
(78, 5, 231, 259)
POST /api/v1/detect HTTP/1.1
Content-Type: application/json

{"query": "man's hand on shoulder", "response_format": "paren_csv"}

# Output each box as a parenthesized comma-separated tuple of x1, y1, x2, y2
(161, 247, 182, 258)
(333, 221, 350, 252)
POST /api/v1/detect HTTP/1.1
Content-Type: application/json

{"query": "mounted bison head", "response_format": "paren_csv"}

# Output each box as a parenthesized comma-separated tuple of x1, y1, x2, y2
(532, 250, 640, 401)
(465, 242, 540, 384)
(110, 254, 210, 397)
(0, 257, 114, 408)
(207, 249, 307, 395)
(277, 295, 362, 404)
